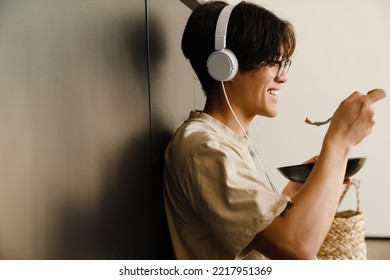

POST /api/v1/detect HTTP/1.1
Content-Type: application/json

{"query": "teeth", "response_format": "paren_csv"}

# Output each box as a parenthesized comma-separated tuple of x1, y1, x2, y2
(268, 90, 279, 96)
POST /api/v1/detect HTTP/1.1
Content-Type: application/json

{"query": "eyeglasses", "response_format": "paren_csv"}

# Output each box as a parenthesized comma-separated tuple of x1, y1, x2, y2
(270, 59, 292, 78)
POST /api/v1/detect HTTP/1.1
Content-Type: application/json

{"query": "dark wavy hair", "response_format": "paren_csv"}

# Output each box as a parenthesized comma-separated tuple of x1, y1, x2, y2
(181, 1, 296, 93)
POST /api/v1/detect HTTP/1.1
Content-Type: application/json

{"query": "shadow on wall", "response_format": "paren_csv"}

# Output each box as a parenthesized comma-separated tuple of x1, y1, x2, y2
(54, 132, 172, 259)
(51, 15, 174, 259)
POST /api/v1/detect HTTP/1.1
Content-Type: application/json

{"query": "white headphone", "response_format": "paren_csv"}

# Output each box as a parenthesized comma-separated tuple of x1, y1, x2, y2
(207, 5, 238, 81)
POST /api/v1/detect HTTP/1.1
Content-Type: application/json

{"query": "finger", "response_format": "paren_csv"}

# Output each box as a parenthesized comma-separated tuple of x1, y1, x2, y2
(366, 88, 387, 103)
(343, 177, 352, 185)
(341, 91, 364, 104)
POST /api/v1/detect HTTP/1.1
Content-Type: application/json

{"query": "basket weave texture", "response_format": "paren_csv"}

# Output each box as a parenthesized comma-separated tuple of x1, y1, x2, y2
(317, 180, 367, 260)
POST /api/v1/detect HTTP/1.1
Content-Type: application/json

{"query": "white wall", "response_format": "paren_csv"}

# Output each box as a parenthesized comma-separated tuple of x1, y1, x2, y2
(197, 0, 390, 237)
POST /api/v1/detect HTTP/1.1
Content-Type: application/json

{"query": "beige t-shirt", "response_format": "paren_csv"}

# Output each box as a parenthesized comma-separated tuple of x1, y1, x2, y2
(163, 111, 291, 259)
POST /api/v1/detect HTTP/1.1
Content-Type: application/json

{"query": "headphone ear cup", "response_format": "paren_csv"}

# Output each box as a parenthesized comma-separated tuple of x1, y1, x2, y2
(207, 48, 238, 81)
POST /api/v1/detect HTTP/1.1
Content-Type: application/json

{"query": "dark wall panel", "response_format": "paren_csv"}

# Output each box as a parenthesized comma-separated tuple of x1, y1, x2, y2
(0, 0, 195, 260)
(0, 0, 152, 259)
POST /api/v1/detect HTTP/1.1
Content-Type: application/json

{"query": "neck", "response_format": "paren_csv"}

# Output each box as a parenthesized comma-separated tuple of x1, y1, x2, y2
(203, 85, 253, 137)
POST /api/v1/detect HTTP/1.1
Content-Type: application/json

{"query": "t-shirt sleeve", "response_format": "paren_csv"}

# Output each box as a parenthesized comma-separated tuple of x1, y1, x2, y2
(182, 140, 291, 259)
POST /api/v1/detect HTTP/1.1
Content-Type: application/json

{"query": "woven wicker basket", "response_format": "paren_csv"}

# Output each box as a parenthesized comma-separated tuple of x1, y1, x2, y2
(317, 180, 367, 260)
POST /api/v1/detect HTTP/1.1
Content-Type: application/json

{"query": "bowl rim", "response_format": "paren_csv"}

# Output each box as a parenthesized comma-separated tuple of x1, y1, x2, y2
(277, 156, 367, 170)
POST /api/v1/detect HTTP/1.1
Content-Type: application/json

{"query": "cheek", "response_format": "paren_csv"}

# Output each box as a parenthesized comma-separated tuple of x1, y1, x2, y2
(256, 86, 268, 100)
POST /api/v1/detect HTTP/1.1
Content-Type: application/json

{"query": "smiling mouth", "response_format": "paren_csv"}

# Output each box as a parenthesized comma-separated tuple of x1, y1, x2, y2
(268, 89, 279, 96)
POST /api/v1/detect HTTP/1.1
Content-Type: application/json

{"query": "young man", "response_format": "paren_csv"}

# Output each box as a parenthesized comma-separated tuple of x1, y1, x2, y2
(163, 1, 386, 259)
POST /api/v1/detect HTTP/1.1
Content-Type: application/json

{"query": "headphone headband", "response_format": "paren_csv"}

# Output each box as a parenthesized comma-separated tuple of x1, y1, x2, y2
(214, 5, 234, 50)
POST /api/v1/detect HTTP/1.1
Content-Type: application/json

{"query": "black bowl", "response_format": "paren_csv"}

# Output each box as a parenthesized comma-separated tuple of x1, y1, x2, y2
(277, 157, 367, 183)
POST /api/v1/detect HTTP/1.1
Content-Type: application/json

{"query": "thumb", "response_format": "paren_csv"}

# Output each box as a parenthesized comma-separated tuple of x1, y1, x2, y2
(366, 88, 387, 103)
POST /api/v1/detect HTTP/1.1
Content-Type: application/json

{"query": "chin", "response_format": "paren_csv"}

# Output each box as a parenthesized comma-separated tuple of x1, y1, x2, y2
(255, 104, 279, 118)
(257, 112, 278, 118)
(264, 109, 279, 118)
(267, 113, 278, 118)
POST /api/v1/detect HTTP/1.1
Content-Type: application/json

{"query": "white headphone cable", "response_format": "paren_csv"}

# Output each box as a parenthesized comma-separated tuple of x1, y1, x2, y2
(253, 119, 276, 191)
(221, 82, 278, 193)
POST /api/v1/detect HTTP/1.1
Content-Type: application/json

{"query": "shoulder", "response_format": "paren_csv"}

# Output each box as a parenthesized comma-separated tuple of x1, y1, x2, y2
(164, 111, 250, 179)
(166, 115, 225, 166)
